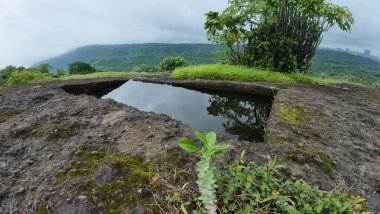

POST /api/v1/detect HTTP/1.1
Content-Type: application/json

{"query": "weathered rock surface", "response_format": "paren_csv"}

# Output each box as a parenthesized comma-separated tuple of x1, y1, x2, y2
(0, 77, 379, 213)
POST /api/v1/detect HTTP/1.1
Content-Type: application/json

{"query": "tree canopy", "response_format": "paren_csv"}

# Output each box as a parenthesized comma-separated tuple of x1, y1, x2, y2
(205, 0, 354, 73)
(68, 61, 96, 75)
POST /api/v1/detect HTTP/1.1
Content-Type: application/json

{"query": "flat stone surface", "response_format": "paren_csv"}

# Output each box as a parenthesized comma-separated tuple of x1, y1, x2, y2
(0, 76, 379, 212)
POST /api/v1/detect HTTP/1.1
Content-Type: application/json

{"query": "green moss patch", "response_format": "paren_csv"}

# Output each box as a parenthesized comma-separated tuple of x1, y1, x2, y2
(0, 107, 20, 123)
(286, 146, 333, 171)
(47, 122, 80, 141)
(278, 105, 311, 125)
(56, 147, 159, 213)
(8, 122, 49, 140)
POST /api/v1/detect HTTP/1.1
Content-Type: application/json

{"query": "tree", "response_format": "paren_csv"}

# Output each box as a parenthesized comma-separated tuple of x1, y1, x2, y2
(68, 61, 96, 75)
(204, 0, 354, 73)
(160, 56, 188, 71)
(37, 64, 51, 73)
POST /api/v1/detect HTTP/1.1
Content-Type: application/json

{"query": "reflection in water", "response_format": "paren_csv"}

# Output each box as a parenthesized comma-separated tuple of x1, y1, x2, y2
(207, 95, 272, 141)
(102, 80, 273, 142)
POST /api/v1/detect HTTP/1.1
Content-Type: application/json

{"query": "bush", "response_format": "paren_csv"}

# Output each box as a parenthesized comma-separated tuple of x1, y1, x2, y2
(1, 66, 17, 86)
(53, 69, 66, 78)
(6, 71, 53, 86)
(160, 56, 188, 71)
(68, 61, 96, 75)
(132, 64, 159, 72)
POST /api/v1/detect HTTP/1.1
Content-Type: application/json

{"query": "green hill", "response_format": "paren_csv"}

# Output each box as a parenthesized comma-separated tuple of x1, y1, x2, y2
(36, 43, 225, 72)
(310, 49, 380, 85)
(36, 43, 380, 85)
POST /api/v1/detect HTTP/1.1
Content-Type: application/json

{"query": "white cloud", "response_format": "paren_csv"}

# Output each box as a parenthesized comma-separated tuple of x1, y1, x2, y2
(0, 0, 378, 68)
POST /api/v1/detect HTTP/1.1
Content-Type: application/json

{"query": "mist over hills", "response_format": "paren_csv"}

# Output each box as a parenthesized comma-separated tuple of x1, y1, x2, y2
(36, 43, 380, 85)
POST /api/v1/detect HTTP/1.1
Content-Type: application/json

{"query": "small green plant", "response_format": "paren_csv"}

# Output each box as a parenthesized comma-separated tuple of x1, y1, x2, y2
(216, 154, 366, 213)
(178, 131, 231, 214)
(160, 56, 188, 71)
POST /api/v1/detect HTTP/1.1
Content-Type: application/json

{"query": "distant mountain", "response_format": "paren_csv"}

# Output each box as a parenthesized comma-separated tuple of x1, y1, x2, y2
(309, 49, 380, 85)
(36, 43, 225, 72)
(36, 43, 380, 85)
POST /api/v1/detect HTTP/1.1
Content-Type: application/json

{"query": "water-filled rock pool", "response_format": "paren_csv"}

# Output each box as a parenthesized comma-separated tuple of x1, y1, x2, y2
(102, 80, 273, 142)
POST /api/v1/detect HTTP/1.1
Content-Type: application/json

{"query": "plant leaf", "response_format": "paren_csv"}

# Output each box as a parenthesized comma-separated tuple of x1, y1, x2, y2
(194, 131, 207, 145)
(214, 144, 232, 151)
(206, 132, 217, 147)
(214, 151, 224, 157)
(178, 138, 200, 153)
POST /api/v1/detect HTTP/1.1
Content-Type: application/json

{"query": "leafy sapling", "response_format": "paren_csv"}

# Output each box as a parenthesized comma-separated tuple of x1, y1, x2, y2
(178, 131, 231, 214)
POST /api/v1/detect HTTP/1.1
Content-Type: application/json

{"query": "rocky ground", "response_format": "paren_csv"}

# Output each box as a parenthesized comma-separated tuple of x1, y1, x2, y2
(0, 77, 379, 213)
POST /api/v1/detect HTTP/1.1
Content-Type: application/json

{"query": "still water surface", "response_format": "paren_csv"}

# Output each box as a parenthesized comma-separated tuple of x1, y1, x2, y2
(102, 80, 273, 142)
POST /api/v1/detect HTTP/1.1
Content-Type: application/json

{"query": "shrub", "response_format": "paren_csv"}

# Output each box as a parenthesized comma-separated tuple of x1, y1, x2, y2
(6, 71, 53, 86)
(36, 64, 51, 73)
(68, 61, 96, 75)
(160, 56, 188, 71)
(53, 69, 66, 78)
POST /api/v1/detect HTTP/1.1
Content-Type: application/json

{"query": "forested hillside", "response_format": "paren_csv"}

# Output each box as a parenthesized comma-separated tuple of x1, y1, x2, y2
(36, 43, 380, 85)
(310, 49, 380, 85)
(36, 43, 225, 71)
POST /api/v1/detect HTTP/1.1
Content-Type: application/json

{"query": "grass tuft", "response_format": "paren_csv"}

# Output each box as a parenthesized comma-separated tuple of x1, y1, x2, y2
(172, 64, 339, 85)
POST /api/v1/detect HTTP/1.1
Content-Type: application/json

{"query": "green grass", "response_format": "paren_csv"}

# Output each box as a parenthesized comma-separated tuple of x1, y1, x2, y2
(58, 71, 168, 80)
(172, 64, 340, 85)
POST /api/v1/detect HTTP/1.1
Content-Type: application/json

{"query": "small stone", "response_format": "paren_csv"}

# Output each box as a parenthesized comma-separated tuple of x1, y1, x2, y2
(93, 165, 113, 186)
(47, 154, 54, 159)
(78, 195, 87, 200)
(15, 187, 25, 195)
(26, 160, 34, 166)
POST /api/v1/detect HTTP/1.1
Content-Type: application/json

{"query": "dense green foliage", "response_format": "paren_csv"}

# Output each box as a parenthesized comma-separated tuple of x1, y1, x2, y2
(160, 56, 188, 71)
(68, 61, 96, 75)
(178, 131, 231, 213)
(6, 71, 53, 86)
(205, 0, 354, 73)
(310, 49, 380, 86)
(37, 64, 51, 73)
(215, 158, 365, 213)
(172, 64, 336, 85)
(34, 44, 379, 86)
(0, 65, 19, 86)
(0, 65, 57, 87)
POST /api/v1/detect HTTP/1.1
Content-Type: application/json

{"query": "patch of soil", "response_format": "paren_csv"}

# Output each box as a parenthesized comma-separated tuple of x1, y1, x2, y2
(0, 77, 379, 213)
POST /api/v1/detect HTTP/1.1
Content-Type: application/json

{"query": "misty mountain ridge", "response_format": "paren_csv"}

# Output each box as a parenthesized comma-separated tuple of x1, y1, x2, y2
(36, 43, 380, 85)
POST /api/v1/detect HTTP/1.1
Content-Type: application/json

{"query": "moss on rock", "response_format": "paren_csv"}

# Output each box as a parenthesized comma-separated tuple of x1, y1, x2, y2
(0, 107, 20, 123)
(47, 122, 80, 141)
(285, 146, 333, 171)
(55, 147, 160, 213)
(278, 104, 311, 125)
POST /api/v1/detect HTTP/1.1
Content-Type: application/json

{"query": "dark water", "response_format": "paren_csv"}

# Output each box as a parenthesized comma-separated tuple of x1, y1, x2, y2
(102, 80, 273, 142)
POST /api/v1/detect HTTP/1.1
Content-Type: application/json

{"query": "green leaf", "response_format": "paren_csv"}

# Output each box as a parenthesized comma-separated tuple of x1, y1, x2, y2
(214, 151, 224, 157)
(206, 132, 217, 147)
(214, 144, 232, 151)
(178, 138, 200, 153)
(194, 131, 207, 145)
(201, 146, 214, 156)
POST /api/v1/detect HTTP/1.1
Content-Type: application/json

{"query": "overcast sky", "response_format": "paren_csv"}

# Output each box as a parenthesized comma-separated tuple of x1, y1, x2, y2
(0, 0, 379, 68)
